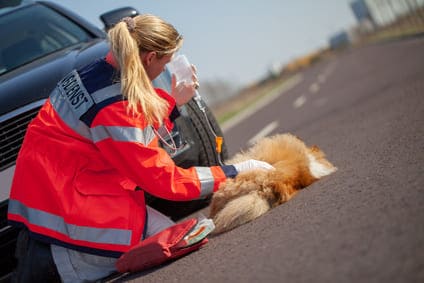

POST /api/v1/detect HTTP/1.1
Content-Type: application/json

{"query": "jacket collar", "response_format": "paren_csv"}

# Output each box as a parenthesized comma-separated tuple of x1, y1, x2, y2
(105, 51, 119, 69)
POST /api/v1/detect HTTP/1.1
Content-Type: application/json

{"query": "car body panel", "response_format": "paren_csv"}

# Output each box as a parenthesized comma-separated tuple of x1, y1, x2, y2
(0, 40, 109, 116)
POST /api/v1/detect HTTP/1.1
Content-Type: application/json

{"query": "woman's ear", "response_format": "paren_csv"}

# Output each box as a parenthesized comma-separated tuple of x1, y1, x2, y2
(142, 51, 157, 67)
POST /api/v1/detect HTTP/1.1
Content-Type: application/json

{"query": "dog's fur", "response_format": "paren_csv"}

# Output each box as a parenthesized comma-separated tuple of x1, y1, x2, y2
(209, 133, 337, 234)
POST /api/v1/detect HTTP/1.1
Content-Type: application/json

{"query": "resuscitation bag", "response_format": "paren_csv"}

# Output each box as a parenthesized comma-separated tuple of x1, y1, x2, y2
(115, 218, 210, 273)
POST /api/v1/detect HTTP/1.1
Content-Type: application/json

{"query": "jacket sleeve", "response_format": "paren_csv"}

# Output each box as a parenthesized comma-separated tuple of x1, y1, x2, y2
(90, 99, 236, 201)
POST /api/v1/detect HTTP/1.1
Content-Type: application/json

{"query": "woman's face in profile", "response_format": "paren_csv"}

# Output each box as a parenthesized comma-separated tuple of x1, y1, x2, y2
(142, 52, 173, 81)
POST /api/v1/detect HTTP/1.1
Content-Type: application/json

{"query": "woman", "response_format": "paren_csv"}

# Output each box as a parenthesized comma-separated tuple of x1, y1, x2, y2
(8, 14, 273, 282)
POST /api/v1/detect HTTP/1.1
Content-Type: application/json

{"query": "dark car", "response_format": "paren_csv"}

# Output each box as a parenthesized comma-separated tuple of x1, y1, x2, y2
(0, 0, 227, 280)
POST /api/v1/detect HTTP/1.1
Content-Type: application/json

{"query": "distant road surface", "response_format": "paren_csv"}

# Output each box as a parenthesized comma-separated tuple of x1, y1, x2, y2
(117, 36, 424, 283)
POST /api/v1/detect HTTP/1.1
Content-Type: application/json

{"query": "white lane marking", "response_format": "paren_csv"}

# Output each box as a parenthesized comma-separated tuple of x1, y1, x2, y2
(248, 120, 279, 146)
(293, 95, 307, 109)
(221, 74, 303, 133)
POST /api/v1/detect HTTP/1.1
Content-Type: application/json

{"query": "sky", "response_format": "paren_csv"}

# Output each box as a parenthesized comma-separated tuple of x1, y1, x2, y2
(49, 0, 358, 87)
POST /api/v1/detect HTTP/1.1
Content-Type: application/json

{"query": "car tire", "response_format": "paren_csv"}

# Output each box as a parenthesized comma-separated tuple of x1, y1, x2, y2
(184, 99, 229, 166)
(146, 98, 229, 221)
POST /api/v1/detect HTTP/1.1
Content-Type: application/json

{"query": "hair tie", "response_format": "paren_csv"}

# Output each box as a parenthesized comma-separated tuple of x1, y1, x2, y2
(122, 17, 135, 32)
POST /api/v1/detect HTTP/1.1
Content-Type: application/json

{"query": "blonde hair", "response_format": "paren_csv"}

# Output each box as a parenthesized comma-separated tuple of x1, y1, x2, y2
(107, 14, 183, 125)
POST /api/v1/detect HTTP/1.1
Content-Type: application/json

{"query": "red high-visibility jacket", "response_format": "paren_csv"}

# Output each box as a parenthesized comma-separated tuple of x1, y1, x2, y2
(8, 57, 236, 257)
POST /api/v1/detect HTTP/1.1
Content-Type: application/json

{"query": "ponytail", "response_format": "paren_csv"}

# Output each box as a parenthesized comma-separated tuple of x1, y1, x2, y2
(108, 19, 174, 126)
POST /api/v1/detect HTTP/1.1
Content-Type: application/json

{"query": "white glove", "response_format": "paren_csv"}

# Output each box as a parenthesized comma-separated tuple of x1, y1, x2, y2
(232, 159, 275, 174)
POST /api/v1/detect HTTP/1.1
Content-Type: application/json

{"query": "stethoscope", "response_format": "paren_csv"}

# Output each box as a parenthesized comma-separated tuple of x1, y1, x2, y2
(154, 94, 224, 166)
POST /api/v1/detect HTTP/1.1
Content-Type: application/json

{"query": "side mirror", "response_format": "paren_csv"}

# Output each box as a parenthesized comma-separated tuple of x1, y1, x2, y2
(100, 7, 139, 31)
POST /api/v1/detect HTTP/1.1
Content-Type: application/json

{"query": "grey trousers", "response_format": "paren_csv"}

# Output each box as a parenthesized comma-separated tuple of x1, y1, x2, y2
(51, 206, 174, 283)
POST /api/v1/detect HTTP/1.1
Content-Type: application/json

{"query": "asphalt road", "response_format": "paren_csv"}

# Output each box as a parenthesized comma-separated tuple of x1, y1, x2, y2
(117, 36, 424, 283)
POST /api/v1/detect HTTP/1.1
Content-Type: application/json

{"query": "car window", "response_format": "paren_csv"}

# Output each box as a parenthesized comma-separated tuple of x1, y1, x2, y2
(0, 4, 93, 74)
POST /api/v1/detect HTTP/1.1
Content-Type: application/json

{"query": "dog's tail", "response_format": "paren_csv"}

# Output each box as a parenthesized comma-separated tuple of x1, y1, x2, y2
(212, 192, 271, 234)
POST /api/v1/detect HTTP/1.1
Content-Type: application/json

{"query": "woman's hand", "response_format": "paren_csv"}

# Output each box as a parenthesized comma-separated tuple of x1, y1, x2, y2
(170, 64, 199, 106)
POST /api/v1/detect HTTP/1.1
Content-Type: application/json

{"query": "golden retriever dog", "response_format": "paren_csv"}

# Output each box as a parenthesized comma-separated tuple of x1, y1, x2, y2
(209, 133, 337, 234)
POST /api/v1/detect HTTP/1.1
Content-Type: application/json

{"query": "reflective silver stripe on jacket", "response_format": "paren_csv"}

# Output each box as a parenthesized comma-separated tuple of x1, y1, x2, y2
(58, 70, 94, 118)
(195, 167, 215, 198)
(8, 199, 132, 246)
(91, 125, 155, 145)
(90, 83, 121, 103)
(50, 87, 92, 140)
(50, 71, 120, 139)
